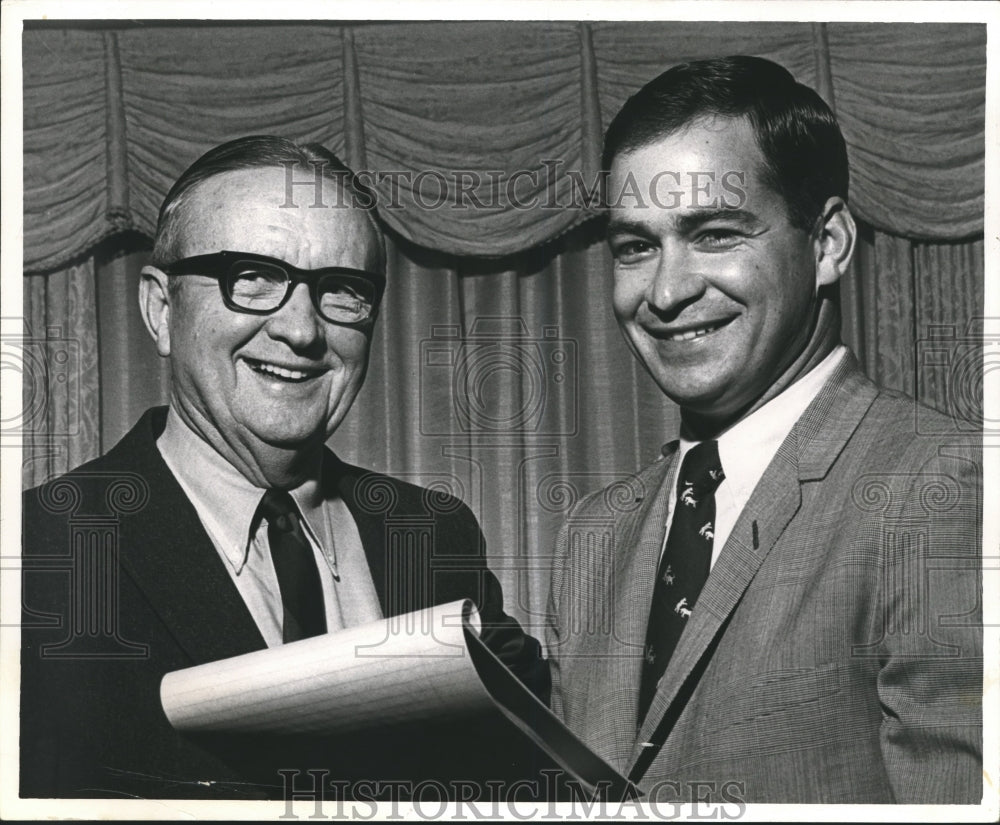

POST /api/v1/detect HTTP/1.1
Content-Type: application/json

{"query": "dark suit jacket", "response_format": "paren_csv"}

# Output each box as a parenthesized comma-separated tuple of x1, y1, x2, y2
(21, 407, 549, 799)
(547, 356, 982, 803)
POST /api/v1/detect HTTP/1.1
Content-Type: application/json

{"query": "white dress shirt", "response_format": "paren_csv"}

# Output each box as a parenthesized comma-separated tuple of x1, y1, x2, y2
(157, 409, 382, 646)
(663, 345, 847, 568)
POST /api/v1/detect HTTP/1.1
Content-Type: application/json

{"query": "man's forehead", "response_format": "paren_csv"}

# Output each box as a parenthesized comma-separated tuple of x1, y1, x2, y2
(606, 116, 780, 221)
(610, 116, 766, 184)
(176, 167, 375, 268)
(614, 114, 759, 160)
(187, 164, 351, 203)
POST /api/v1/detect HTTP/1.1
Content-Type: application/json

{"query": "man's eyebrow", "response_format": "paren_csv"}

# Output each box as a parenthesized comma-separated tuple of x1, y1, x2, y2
(675, 208, 762, 234)
(607, 209, 765, 239)
(606, 218, 652, 237)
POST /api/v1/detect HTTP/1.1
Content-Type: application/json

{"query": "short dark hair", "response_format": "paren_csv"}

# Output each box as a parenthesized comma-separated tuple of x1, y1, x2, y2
(603, 56, 849, 230)
(151, 135, 386, 273)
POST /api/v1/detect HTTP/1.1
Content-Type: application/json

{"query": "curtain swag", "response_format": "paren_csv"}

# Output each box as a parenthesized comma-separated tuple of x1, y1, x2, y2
(22, 21, 985, 272)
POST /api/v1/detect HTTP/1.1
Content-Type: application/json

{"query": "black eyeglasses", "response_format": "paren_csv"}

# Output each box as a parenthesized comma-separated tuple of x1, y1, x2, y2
(162, 251, 386, 328)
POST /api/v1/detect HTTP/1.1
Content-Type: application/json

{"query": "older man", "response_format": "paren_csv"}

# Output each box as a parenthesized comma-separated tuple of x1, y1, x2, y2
(546, 57, 982, 803)
(21, 136, 547, 799)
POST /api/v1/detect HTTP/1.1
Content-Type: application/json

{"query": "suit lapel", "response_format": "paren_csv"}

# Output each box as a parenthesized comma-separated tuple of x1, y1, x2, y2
(330, 456, 389, 616)
(113, 409, 266, 665)
(630, 356, 879, 765)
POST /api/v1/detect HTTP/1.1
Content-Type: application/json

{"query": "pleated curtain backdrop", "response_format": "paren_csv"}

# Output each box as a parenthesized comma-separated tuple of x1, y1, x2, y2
(19, 21, 986, 630)
(22, 21, 985, 270)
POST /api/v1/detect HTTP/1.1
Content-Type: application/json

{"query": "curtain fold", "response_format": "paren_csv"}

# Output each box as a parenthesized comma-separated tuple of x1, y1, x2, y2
(911, 238, 986, 428)
(21, 260, 101, 488)
(23, 30, 108, 272)
(22, 21, 985, 272)
(118, 24, 348, 241)
(826, 23, 985, 239)
(103, 31, 131, 229)
(351, 22, 589, 256)
(591, 21, 817, 130)
(94, 242, 171, 452)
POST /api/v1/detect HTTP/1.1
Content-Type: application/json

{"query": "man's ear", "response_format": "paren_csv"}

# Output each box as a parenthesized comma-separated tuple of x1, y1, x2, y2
(813, 196, 856, 288)
(139, 265, 173, 357)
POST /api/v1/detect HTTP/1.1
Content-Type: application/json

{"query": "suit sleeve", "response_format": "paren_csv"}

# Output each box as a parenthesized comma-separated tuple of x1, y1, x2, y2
(544, 517, 571, 721)
(874, 443, 982, 803)
(445, 501, 552, 706)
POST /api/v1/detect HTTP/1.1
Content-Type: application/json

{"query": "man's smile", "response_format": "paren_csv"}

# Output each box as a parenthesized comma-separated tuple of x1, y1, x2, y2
(243, 356, 326, 383)
(641, 315, 738, 343)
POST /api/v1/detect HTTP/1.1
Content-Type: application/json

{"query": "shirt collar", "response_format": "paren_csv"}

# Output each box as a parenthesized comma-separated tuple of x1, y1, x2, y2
(289, 475, 326, 552)
(156, 408, 326, 573)
(678, 345, 847, 496)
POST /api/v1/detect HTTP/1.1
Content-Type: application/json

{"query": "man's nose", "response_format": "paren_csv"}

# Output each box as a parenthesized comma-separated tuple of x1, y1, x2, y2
(645, 242, 706, 314)
(265, 283, 325, 348)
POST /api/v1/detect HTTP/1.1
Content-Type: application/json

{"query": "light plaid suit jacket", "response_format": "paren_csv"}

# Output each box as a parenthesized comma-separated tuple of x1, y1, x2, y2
(546, 355, 982, 803)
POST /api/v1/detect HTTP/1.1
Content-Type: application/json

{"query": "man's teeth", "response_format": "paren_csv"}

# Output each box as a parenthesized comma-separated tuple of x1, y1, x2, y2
(251, 361, 310, 380)
(667, 325, 720, 342)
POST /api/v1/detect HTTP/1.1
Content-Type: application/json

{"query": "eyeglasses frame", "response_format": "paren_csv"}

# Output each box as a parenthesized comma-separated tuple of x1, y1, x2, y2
(161, 250, 386, 329)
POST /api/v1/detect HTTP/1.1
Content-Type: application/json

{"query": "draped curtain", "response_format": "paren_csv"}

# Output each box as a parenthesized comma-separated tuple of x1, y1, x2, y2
(20, 21, 985, 630)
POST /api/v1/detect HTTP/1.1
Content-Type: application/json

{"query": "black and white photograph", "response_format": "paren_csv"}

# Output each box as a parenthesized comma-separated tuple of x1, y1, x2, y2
(1, 1, 996, 820)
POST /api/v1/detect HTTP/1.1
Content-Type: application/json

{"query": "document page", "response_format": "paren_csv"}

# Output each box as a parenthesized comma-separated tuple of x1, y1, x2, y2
(161, 599, 489, 736)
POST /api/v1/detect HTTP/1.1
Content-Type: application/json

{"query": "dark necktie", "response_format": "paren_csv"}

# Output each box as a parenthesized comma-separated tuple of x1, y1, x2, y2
(637, 440, 725, 725)
(257, 489, 327, 643)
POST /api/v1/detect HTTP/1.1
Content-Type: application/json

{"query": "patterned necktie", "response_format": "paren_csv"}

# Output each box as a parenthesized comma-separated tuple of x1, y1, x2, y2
(637, 440, 725, 725)
(257, 489, 327, 643)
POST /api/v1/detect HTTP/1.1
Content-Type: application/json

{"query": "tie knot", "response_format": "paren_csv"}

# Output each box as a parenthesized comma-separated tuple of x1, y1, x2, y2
(677, 440, 725, 497)
(258, 489, 300, 533)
